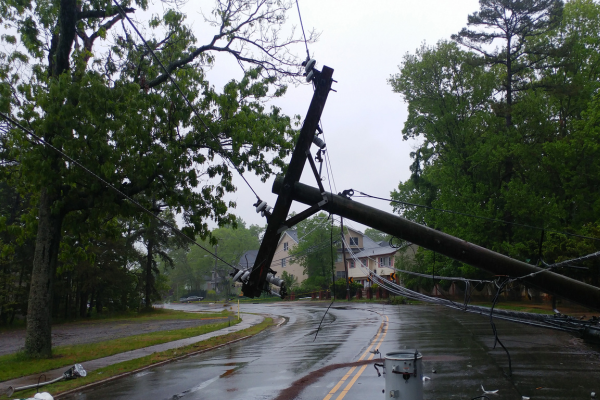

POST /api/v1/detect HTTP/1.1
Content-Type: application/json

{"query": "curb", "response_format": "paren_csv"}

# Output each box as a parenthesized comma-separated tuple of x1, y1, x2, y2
(54, 318, 273, 399)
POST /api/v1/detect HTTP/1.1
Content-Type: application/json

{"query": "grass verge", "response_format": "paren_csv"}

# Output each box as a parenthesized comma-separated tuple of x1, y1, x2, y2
(470, 302, 555, 315)
(0, 309, 232, 334)
(0, 315, 238, 382)
(3, 317, 274, 400)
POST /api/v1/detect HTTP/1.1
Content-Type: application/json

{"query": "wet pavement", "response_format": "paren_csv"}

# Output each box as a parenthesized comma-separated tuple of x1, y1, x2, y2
(59, 302, 600, 400)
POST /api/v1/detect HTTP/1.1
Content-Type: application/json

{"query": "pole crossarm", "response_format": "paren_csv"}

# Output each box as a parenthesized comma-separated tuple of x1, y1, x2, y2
(240, 66, 335, 298)
(272, 177, 600, 311)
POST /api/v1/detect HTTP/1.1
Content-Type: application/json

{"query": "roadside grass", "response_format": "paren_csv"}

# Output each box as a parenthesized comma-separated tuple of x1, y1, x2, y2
(5, 318, 274, 400)
(470, 302, 555, 315)
(0, 309, 232, 333)
(0, 316, 239, 382)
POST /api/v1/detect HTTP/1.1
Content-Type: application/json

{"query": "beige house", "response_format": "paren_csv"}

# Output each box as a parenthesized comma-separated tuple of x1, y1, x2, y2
(335, 227, 402, 287)
(269, 230, 308, 284)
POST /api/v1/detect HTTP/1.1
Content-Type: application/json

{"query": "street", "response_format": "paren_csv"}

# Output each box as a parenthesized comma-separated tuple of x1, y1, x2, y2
(62, 301, 600, 400)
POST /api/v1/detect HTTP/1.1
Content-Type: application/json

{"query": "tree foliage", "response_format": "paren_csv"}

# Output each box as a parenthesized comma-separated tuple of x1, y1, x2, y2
(288, 213, 335, 289)
(389, 0, 600, 288)
(0, 0, 308, 356)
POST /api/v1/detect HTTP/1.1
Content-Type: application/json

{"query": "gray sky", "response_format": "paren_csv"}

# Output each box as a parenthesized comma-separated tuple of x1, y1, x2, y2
(180, 0, 481, 232)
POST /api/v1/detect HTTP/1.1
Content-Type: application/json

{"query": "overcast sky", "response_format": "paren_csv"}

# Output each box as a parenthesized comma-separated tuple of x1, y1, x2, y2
(177, 0, 481, 232)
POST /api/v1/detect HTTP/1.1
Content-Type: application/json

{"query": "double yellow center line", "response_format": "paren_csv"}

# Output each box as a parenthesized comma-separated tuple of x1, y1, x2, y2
(322, 315, 389, 400)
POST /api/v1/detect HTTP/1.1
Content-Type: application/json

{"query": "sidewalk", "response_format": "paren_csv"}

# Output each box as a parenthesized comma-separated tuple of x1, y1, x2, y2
(0, 313, 265, 393)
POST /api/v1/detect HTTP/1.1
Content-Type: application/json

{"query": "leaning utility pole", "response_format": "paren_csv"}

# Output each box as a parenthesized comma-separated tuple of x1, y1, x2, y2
(232, 61, 335, 299)
(272, 178, 600, 311)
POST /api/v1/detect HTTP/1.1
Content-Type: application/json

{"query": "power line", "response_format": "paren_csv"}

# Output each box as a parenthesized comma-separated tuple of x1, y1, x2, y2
(112, 0, 261, 200)
(354, 190, 600, 243)
(0, 111, 238, 271)
(321, 121, 338, 195)
(295, 0, 310, 60)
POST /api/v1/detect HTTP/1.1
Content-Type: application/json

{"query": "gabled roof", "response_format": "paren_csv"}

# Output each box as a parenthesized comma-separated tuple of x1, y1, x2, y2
(355, 245, 397, 258)
(238, 250, 259, 269)
(277, 229, 298, 245)
(362, 235, 379, 249)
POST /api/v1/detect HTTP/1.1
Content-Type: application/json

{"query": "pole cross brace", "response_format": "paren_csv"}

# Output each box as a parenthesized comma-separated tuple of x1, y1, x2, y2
(277, 195, 328, 234)
(239, 65, 335, 298)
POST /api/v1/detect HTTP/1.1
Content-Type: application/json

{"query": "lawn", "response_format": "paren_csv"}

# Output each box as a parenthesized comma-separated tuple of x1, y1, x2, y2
(3, 318, 274, 400)
(0, 312, 238, 382)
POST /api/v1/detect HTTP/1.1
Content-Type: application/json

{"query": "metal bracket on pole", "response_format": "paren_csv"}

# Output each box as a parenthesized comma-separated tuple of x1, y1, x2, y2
(238, 65, 335, 299)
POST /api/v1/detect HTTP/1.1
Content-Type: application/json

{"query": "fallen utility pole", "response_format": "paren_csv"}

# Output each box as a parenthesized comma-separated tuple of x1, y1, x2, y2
(272, 177, 600, 311)
(238, 64, 335, 298)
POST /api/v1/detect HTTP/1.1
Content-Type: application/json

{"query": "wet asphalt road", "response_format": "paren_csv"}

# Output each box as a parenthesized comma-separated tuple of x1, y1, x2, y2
(62, 301, 600, 400)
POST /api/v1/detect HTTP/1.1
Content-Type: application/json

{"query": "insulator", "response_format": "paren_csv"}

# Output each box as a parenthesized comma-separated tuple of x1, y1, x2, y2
(266, 273, 284, 287)
(241, 270, 250, 283)
(306, 70, 315, 82)
(304, 59, 316, 74)
(313, 136, 326, 149)
(232, 269, 245, 282)
(269, 288, 282, 298)
(260, 205, 272, 217)
(255, 200, 267, 213)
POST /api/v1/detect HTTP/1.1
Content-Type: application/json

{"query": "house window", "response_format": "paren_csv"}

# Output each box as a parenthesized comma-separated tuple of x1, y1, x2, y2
(337, 253, 343, 262)
(349, 237, 359, 246)
(379, 257, 390, 267)
(283, 242, 288, 251)
(349, 260, 355, 269)
(282, 259, 286, 268)
(337, 271, 346, 279)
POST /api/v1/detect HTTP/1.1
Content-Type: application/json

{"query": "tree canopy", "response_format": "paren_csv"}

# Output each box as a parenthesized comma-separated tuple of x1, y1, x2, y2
(389, 0, 600, 288)
(0, 0, 311, 356)
(288, 213, 336, 289)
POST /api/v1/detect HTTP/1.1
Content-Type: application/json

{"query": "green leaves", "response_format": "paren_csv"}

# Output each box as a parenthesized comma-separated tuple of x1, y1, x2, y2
(389, 0, 600, 286)
(288, 212, 335, 289)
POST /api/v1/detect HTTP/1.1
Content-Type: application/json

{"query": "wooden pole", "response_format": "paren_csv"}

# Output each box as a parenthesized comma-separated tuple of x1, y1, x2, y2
(272, 177, 600, 311)
(242, 66, 335, 298)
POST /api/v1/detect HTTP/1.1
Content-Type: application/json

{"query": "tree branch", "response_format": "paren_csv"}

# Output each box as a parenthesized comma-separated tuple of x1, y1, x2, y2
(77, 7, 135, 20)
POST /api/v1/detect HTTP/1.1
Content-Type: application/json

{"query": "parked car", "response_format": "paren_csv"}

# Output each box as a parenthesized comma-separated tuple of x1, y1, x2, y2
(186, 296, 204, 302)
(179, 297, 189, 302)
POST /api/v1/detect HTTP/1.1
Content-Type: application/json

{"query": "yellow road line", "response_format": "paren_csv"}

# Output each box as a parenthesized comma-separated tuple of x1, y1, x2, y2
(322, 315, 388, 400)
(334, 315, 389, 400)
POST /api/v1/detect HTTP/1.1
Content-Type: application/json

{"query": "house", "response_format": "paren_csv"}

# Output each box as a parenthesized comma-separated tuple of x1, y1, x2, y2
(335, 227, 401, 287)
(269, 229, 308, 284)
(238, 250, 259, 270)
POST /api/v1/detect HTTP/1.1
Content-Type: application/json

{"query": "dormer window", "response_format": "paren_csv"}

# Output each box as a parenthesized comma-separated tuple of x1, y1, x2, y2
(349, 237, 359, 246)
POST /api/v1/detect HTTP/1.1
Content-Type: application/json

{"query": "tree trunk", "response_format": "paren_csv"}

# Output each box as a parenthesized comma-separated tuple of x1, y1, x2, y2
(24, 187, 63, 358)
(145, 238, 154, 309)
(88, 288, 95, 315)
(79, 290, 87, 318)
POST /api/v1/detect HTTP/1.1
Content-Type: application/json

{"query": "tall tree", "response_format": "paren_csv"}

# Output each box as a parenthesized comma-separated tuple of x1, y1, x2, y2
(452, 0, 564, 127)
(389, 1, 600, 286)
(1, 0, 309, 357)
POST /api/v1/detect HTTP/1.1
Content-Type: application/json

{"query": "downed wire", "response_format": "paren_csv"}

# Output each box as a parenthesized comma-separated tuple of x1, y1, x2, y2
(490, 278, 513, 376)
(338, 236, 593, 334)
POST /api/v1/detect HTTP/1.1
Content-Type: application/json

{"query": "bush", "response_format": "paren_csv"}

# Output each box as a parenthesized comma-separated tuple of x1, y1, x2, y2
(331, 279, 363, 299)
(206, 290, 217, 300)
(390, 296, 407, 305)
